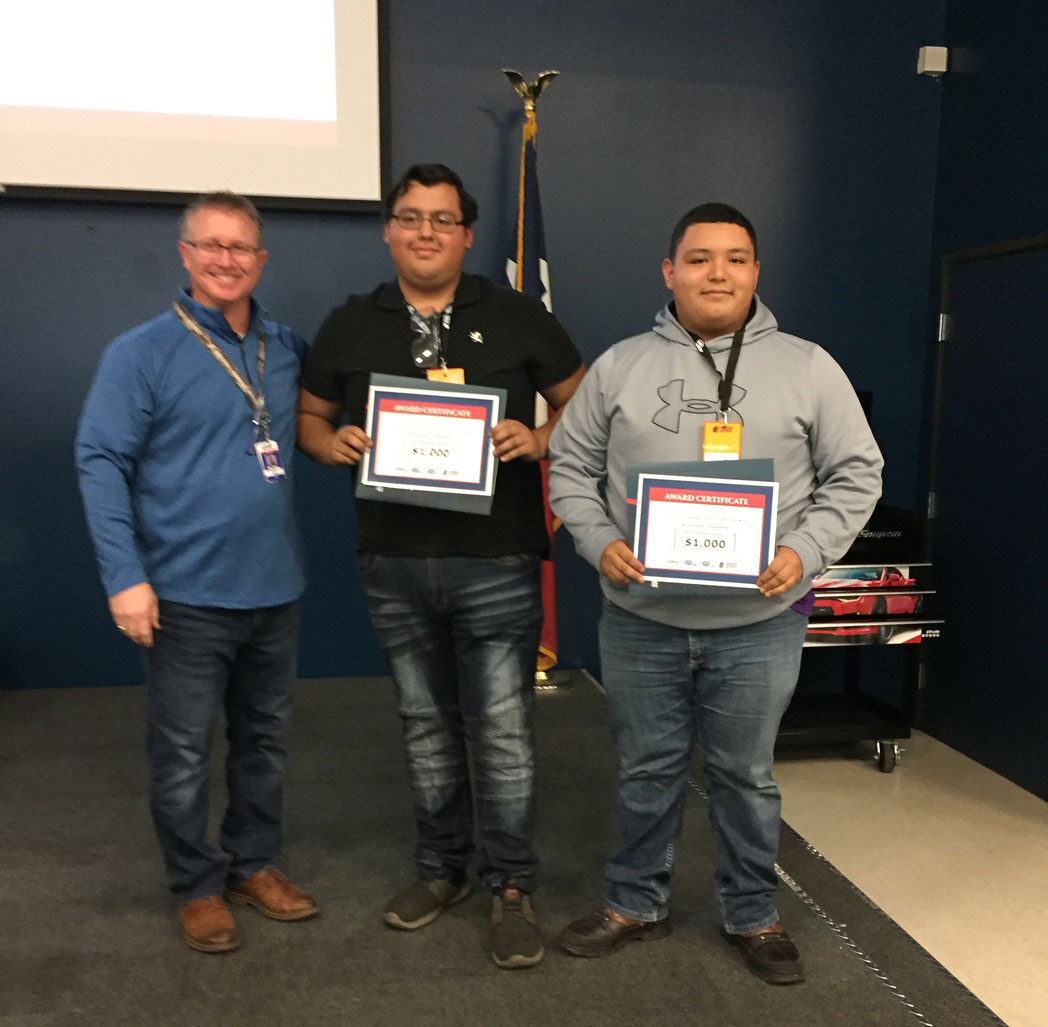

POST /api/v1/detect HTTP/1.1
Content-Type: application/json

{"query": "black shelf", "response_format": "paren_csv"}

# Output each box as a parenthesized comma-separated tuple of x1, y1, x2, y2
(777, 693, 910, 746)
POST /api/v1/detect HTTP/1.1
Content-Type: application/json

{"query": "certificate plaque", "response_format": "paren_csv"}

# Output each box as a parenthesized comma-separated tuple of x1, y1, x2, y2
(627, 460, 777, 593)
(356, 374, 507, 514)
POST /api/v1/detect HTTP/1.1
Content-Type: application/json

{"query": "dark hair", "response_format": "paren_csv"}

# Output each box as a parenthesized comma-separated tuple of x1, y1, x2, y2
(181, 191, 263, 245)
(382, 163, 479, 227)
(667, 202, 757, 260)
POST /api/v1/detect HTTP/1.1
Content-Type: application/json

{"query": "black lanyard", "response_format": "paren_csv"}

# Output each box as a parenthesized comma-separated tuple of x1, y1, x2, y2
(693, 301, 752, 415)
(406, 303, 453, 370)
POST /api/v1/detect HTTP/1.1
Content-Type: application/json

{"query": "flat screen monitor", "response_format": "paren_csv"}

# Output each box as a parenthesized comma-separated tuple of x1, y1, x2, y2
(0, 0, 387, 208)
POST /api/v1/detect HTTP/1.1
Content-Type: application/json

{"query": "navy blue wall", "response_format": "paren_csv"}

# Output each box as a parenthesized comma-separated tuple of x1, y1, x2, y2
(1, 0, 945, 689)
(932, 1, 1048, 252)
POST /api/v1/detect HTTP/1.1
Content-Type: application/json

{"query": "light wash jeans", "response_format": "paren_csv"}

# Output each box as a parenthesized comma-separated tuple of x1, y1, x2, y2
(598, 600, 807, 933)
(146, 600, 298, 900)
(358, 552, 543, 892)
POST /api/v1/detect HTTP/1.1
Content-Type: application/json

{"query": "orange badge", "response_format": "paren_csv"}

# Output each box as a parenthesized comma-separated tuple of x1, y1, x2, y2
(702, 421, 742, 461)
(427, 366, 465, 384)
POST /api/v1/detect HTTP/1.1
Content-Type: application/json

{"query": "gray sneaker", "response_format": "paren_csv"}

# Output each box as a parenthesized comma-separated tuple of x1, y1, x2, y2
(491, 887, 544, 969)
(383, 876, 470, 930)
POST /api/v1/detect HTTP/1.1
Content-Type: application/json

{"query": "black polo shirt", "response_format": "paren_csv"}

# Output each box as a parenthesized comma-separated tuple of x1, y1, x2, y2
(301, 274, 582, 557)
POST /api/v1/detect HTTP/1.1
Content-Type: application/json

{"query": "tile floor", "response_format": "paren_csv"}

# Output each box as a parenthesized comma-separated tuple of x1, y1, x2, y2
(776, 731, 1048, 1027)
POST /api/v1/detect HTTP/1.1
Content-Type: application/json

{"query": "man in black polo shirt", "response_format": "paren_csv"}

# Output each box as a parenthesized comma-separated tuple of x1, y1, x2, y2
(297, 163, 584, 968)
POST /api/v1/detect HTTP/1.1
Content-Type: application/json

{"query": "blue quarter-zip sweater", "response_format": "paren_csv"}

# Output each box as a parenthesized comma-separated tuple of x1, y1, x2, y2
(76, 290, 308, 608)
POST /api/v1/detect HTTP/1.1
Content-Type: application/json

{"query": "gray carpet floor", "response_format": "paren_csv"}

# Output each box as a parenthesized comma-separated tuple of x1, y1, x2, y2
(1, 675, 1003, 1027)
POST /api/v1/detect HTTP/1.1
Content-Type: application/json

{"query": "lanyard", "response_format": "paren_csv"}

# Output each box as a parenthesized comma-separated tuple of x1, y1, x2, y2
(692, 301, 752, 418)
(173, 302, 270, 439)
(406, 302, 453, 370)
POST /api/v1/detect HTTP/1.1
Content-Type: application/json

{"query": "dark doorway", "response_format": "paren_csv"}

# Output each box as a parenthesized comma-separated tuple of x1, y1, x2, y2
(924, 237, 1048, 799)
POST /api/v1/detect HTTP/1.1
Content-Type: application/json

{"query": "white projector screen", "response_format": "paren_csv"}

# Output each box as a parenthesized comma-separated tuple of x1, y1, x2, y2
(0, 0, 387, 207)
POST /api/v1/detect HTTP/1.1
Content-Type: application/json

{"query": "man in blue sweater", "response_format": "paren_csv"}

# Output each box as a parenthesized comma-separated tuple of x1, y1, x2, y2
(76, 192, 317, 953)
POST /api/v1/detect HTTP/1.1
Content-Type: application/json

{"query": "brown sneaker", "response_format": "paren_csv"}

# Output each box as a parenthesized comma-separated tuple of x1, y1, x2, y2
(178, 895, 241, 953)
(225, 868, 319, 921)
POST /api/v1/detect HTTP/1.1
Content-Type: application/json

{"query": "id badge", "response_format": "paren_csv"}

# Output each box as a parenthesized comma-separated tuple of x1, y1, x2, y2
(427, 366, 465, 384)
(702, 421, 741, 461)
(254, 439, 287, 481)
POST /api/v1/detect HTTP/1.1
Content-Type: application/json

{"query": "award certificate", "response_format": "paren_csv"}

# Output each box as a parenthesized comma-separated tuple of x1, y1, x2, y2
(632, 472, 778, 589)
(356, 375, 506, 514)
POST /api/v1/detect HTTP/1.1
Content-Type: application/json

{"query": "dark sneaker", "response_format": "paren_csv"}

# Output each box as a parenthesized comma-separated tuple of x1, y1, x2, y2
(383, 876, 470, 930)
(722, 925, 805, 984)
(491, 886, 544, 969)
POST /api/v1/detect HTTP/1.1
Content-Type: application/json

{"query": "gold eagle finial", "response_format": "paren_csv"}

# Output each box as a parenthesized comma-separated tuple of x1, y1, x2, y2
(503, 69, 559, 114)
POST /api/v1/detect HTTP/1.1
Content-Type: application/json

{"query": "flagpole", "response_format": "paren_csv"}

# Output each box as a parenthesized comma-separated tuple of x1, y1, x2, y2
(502, 69, 568, 692)
(504, 68, 558, 309)
(514, 115, 530, 291)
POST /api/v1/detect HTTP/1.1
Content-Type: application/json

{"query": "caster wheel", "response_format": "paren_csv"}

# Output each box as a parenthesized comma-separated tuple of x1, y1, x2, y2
(877, 741, 899, 773)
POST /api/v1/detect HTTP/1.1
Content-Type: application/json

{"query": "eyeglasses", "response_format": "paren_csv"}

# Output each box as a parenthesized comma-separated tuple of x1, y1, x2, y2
(182, 240, 262, 260)
(390, 210, 464, 234)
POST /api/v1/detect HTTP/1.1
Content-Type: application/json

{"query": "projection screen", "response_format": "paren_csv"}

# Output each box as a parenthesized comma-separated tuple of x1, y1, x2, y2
(0, 0, 387, 207)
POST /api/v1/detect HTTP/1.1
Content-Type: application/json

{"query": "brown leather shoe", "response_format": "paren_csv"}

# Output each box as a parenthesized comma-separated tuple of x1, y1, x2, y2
(722, 925, 805, 984)
(560, 909, 672, 957)
(225, 868, 319, 921)
(178, 895, 240, 953)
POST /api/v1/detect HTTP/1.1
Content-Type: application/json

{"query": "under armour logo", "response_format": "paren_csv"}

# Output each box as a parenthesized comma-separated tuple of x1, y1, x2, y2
(652, 378, 746, 433)
(468, 331, 484, 344)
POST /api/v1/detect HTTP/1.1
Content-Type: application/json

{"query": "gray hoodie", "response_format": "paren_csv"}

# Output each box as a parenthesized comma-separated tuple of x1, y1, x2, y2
(548, 297, 883, 630)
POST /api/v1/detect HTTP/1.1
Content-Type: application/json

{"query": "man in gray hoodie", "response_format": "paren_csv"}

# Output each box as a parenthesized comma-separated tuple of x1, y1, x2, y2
(547, 203, 882, 983)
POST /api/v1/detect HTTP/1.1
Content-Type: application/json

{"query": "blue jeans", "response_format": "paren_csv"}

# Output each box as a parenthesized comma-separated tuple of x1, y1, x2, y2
(598, 601, 807, 933)
(358, 553, 542, 892)
(145, 600, 299, 900)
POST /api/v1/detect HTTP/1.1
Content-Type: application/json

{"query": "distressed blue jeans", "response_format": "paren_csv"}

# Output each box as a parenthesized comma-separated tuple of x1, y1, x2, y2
(358, 553, 542, 892)
(598, 600, 807, 933)
(145, 600, 298, 900)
